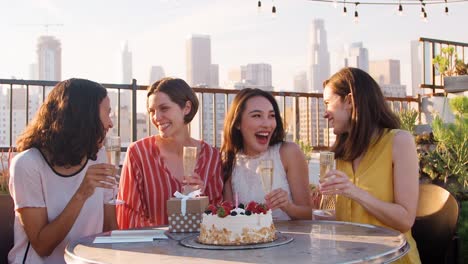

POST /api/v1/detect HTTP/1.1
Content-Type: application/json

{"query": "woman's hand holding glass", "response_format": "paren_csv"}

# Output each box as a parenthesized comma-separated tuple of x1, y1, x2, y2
(265, 188, 290, 210)
(319, 169, 360, 200)
(182, 172, 204, 193)
(76, 163, 116, 200)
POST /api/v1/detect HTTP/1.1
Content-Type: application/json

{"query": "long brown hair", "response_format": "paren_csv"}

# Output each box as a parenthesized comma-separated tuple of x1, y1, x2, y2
(147, 77, 199, 123)
(16, 78, 108, 166)
(323, 67, 400, 161)
(221, 88, 285, 181)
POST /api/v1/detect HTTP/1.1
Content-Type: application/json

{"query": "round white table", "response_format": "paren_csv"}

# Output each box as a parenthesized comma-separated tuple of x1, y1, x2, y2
(65, 220, 409, 264)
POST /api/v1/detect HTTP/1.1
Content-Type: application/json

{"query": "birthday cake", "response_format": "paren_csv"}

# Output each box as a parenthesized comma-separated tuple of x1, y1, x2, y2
(198, 201, 276, 245)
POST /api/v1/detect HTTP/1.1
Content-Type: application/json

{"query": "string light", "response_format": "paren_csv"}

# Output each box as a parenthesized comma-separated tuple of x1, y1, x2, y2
(398, 0, 403, 16)
(272, 0, 277, 17)
(420, 0, 426, 18)
(255, 0, 278, 16)
(354, 2, 359, 23)
(301, 0, 468, 20)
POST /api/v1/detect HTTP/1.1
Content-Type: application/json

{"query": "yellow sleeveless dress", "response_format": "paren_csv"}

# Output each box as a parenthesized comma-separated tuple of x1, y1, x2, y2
(335, 129, 421, 264)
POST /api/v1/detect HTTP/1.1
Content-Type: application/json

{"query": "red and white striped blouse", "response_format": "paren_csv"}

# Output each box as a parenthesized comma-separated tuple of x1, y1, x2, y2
(116, 137, 223, 229)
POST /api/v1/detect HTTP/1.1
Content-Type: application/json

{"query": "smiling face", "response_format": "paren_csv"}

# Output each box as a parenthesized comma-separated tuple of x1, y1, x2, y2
(323, 85, 352, 135)
(148, 91, 190, 138)
(238, 96, 277, 156)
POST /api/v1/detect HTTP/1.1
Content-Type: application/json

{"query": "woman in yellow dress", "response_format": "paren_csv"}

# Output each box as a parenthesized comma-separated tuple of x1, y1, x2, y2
(319, 67, 421, 263)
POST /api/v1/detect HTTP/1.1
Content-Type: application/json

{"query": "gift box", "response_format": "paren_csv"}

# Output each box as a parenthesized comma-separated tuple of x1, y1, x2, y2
(167, 195, 209, 233)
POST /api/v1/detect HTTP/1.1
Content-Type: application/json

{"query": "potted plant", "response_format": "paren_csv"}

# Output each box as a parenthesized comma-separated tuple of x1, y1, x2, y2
(433, 46, 468, 93)
(419, 96, 468, 200)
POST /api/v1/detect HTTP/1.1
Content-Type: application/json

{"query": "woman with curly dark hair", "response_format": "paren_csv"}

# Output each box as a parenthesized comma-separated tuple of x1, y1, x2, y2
(8, 78, 117, 264)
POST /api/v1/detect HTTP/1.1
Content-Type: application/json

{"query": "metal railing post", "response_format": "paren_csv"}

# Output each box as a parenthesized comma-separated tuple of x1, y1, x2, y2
(131, 79, 138, 142)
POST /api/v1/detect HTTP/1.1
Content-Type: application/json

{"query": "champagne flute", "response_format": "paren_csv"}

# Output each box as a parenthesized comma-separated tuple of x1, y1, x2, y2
(182, 146, 198, 194)
(259, 159, 274, 194)
(318, 151, 336, 213)
(105, 136, 124, 205)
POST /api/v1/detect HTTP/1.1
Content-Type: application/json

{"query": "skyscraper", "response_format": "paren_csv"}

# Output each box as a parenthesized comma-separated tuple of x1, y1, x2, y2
(344, 42, 369, 72)
(239, 63, 273, 90)
(37, 36, 61, 81)
(186, 34, 222, 145)
(369, 59, 406, 97)
(410, 40, 422, 97)
(122, 41, 133, 84)
(186, 34, 211, 87)
(308, 19, 330, 92)
(293, 71, 308, 93)
(149, 66, 165, 84)
(307, 19, 329, 146)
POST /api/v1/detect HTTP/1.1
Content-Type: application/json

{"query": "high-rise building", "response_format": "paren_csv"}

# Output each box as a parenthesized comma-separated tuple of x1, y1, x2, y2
(344, 42, 369, 72)
(210, 64, 219, 88)
(369, 59, 406, 97)
(186, 34, 212, 87)
(369, 60, 401, 85)
(238, 63, 273, 90)
(122, 41, 133, 84)
(308, 19, 330, 92)
(37, 36, 61, 81)
(293, 71, 308, 93)
(149, 66, 165, 84)
(186, 34, 223, 145)
(306, 19, 329, 146)
(410, 40, 422, 96)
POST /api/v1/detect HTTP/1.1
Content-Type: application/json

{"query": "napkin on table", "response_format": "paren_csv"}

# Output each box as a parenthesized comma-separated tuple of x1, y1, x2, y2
(93, 229, 168, 244)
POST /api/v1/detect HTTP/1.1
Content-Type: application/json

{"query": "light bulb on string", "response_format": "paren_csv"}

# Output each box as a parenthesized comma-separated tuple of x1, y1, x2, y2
(343, 6, 347, 16)
(423, 12, 428, 22)
(398, 3, 403, 16)
(257, 1, 262, 13)
(272, 5, 277, 18)
(420, 7, 426, 18)
(353, 3, 359, 24)
(445, 0, 449, 15)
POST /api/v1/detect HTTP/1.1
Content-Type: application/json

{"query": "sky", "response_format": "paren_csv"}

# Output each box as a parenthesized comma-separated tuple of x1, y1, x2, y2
(1, 0, 468, 93)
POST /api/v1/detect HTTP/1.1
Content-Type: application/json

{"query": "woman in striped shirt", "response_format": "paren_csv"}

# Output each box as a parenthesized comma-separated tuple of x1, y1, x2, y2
(116, 78, 224, 229)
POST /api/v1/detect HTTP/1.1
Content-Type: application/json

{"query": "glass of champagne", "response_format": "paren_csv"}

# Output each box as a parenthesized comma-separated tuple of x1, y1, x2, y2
(258, 159, 274, 194)
(182, 146, 198, 194)
(105, 136, 124, 205)
(315, 151, 336, 219)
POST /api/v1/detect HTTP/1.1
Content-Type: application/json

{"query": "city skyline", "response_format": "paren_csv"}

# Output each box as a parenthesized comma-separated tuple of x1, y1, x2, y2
(1, 0, 468, 93)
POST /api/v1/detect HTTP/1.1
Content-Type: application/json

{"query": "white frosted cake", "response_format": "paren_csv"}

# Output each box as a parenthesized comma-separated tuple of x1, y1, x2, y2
(198, 201, 276, 245)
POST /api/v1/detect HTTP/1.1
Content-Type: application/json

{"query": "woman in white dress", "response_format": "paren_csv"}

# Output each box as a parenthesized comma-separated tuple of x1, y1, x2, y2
(221, 88, 311, 220)
(8, 79, 117, 264)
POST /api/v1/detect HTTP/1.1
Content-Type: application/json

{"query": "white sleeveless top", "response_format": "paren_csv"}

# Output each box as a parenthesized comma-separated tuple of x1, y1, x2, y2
(231, 143, 292, 220)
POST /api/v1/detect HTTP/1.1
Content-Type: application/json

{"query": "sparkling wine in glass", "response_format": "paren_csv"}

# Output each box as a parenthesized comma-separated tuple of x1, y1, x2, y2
(259, 159, 274, 194)
(105, 136, 124, 205)
(319, 151, 336, 211)
(182, 146, 198, 194)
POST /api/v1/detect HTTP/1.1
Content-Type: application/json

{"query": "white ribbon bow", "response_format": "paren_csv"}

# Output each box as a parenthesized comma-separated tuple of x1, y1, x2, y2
(173, 189, 202, 216)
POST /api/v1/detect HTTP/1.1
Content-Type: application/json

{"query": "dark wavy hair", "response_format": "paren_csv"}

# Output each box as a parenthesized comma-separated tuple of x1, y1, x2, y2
(323, 67, 400, 161)
(16, 78, 108, 166)
(221, 88, 285, 182)
(147, 77, 199, 123)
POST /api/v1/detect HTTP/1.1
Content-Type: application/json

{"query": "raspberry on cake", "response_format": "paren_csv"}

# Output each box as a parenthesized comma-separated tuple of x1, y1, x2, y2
(198, 201, 277, 245)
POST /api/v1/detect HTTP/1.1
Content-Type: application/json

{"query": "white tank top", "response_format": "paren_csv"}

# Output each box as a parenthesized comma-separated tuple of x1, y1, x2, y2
(231, 143, 292, 220)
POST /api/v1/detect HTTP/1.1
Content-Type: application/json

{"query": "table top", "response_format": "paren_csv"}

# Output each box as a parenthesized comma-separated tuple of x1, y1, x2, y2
(65, 220, 409, 264)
